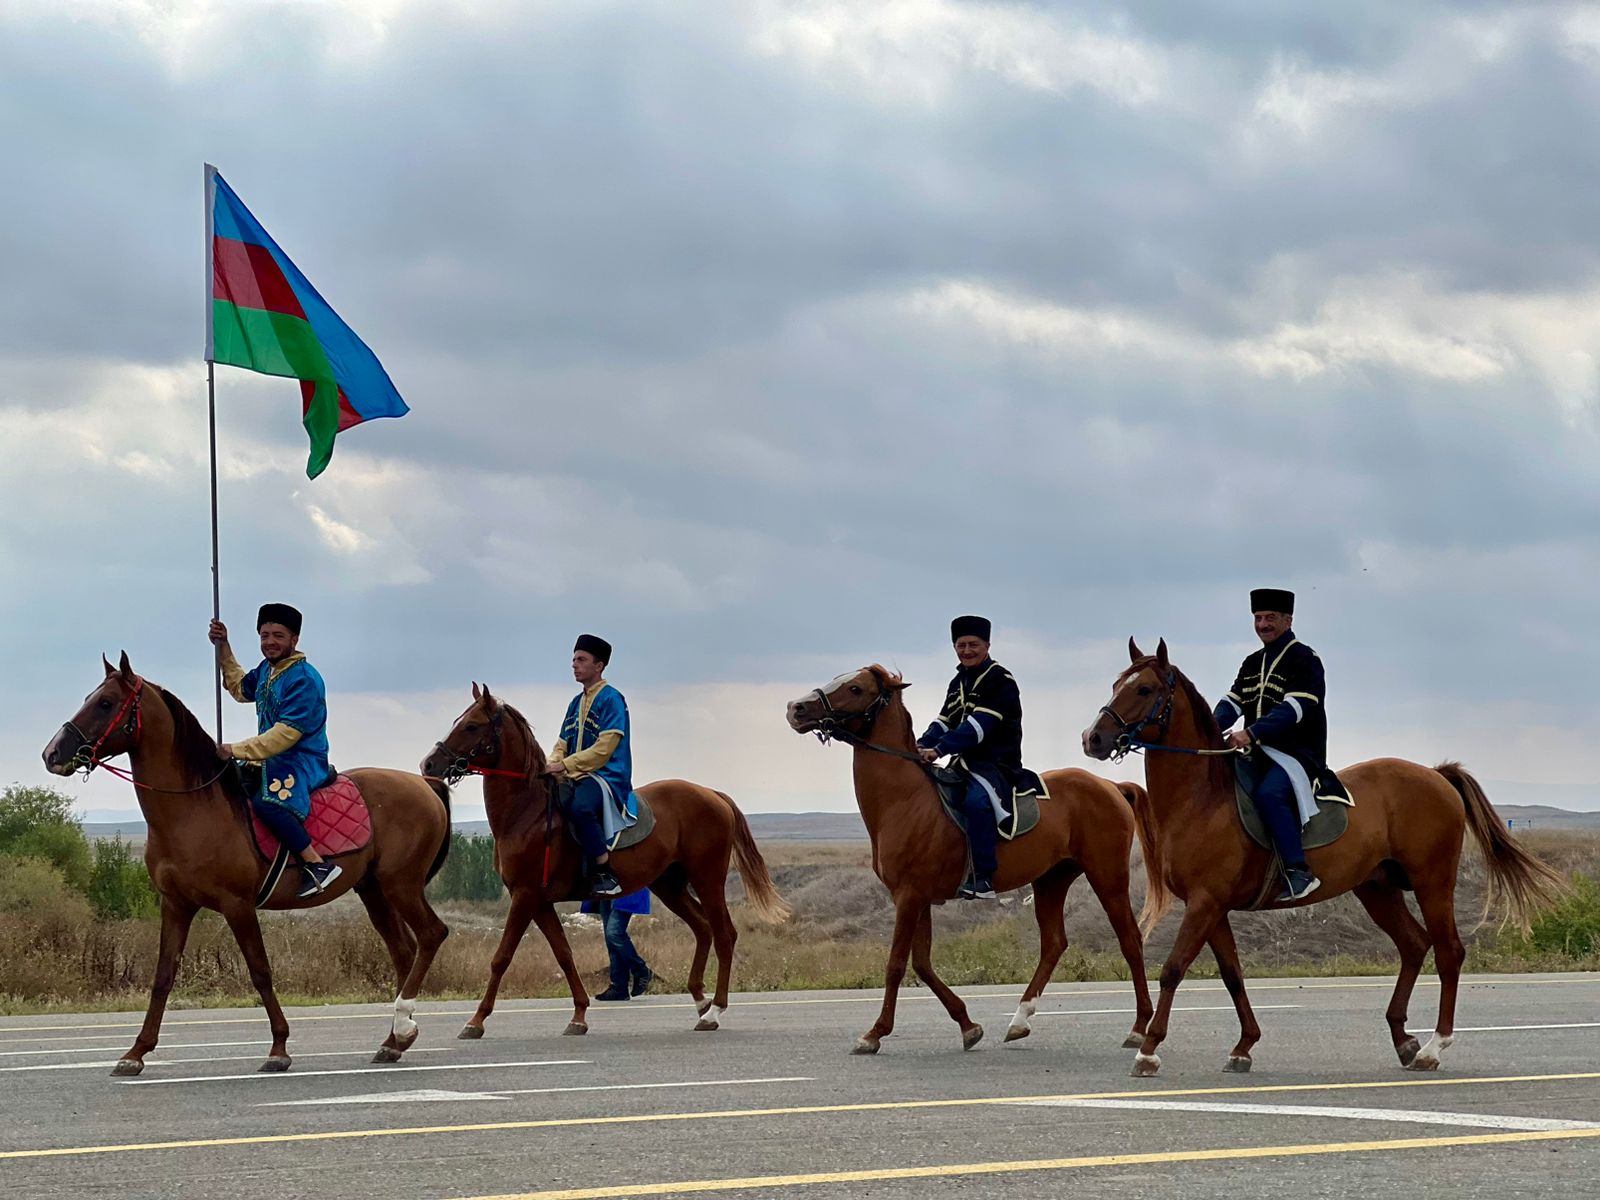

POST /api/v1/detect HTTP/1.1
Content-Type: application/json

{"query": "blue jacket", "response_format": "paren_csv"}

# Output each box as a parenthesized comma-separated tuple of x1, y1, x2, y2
(240, 658, 330, 819)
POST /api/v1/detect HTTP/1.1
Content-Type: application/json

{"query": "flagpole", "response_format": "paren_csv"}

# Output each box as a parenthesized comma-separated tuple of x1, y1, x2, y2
(204, 164, 223, 741)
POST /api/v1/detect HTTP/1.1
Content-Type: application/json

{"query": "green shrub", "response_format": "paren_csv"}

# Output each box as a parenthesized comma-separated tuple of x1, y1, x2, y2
(87, 838, 158, 920)
(1528, 874, 1600, 959)
(0, 854, 90, 921)
(0, 784, 91, 889)
(427, 832, 503, 902)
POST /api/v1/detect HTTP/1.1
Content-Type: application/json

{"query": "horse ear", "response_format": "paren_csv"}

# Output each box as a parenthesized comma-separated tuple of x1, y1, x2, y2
(1155, 638, 1169, 670)
(103, 654, 116, 677)
(118, 651, 135, 682)
(1128, 637, 1142, 662)
(471, 681, 481, 701)
(481, 684, 494, 703)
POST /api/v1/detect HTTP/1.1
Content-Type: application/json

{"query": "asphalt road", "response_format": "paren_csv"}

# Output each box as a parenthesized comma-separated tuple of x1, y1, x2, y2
(4, 972, 1599, 1199)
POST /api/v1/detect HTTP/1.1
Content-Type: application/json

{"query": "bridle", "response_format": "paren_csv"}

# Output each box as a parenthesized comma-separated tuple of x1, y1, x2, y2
(57, 676, 233, 793)
(428, 705, 532, 785)
(1099, 668, 1240, 763)
(801, 680, 931, 767)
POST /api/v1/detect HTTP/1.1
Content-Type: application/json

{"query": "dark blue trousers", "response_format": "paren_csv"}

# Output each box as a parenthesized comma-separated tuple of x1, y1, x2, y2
(1249, 757, 1307, 868)
(252, 796, 311, 854)
(566, 777, 611, 859)
(594, 900, 649, 988)
(961, 779, 999, 878)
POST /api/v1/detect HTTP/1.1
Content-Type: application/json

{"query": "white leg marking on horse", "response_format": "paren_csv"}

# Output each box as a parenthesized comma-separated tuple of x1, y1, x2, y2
(1008, 999, 1036, 1035)
(393, 996, 418, 1041)
(1413, 1031, 1454, 1069)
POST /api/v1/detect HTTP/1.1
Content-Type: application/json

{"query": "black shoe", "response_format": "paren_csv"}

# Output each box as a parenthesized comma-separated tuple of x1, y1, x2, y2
(959, 876, 997, 900)
(590, 870, 623, 898)
(1276, 866, 1321, 903)
(298, 861, 341, 898)
(595, 985, 630, 1002)
(631, 968, 653, 997)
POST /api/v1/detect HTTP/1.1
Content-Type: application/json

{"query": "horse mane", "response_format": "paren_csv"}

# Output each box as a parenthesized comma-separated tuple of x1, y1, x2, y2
(498, 702, 551, 780)
(864, 664, 917, 748)
(150, 682, 248, 803)
(1119, 657, 1232, 793)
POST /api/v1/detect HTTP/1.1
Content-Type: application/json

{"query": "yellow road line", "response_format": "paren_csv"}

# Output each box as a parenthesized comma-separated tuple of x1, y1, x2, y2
(451, 1128, 1600, 1200)
(2, 975, 1594, 1035)
(5, 1070, 1600, 1161)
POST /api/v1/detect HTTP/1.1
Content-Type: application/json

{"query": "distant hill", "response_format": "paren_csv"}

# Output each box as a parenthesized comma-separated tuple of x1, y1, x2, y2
(79, 804, 1599, 842)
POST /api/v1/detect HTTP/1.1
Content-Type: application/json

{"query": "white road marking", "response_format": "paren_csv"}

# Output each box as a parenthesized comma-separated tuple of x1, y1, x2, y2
(1407, 1022, 1600, 1034)
(259, 1075, 816, 1108)
(0, 1047, 453, 1073)
(121, 1058, 589, 1086)
(1027, 1004, 1300, 1017)
(1021, 1097, 1600, 1133)
(4, 976, 1594, 1034)
(0, 1040, 268, 1058)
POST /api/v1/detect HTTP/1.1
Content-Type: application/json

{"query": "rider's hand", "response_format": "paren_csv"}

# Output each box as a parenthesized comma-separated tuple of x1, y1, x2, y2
(208, 620, 229, 646)
(216, 742, 234, 760)
(1226, 730, 1253, 750)
(919, 747, 939, 763)
(542, 758, 567, 776)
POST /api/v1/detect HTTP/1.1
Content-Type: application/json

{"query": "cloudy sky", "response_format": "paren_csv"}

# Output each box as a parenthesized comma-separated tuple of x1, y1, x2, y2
(4, 0, 1599, 822)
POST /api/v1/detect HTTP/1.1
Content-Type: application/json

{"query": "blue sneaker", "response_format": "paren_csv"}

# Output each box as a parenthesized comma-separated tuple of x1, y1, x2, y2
(959, 876, 997, 900)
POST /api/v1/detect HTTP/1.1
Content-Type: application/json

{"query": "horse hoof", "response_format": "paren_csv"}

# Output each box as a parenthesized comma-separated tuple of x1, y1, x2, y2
(1406, 1055, 1441, 1072)
(1004, 1025, 1030, 1043)
(563, 1022, 588, 1036)
(110, 1058, 144, 1077)
(1122, 1033, 1145, 1049)
(962, 1025, 984, 1051)
(1224, 1055, 1252, 1073)
(371, 1047, 402, 1064)
(1131, 1052, 1161, 1077)
(259, 1055, 292, 1073)
(1397, 1037, 1421, 1067)
(458, 1025, 485, 1040)
(693, 1018, 720, 1032)
(852, 1037, 880, 1055)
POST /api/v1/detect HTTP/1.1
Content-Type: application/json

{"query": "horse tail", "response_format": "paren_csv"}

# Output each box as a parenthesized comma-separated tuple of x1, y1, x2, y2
(1436, 761, 1567, 931)
(424, 776, 453, 885)
(715, 790, 791, 924)
(1117, 780, 1171, 936)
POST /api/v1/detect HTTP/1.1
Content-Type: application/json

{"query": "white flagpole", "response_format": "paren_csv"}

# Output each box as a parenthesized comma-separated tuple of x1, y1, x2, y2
(204, 164, 223, 741)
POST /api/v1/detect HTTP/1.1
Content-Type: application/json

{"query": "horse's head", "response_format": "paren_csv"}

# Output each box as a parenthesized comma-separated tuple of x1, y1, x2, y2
(43, 652, 146, 775)
(786, 665, 907, 740)
(1082, 637, 1178, 761)
(421, 682, 510, 783)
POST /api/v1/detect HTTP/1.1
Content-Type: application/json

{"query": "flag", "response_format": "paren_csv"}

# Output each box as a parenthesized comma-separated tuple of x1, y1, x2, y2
(205, 165, 407, 478)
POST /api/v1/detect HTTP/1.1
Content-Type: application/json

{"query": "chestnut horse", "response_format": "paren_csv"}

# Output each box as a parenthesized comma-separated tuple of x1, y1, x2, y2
(1083, 639, 1568, 1077)
(421, 684, 789, 1037)
(786, 665, 1155, 1054)
(42, 654, 452, 1075)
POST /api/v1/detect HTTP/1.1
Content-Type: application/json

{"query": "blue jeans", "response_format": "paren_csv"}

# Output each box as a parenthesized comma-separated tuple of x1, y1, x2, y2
(251, 796, 311, 854)
(960, 779, 998, 878)
(595, 900, 648, 988)
(1249, 758, 1307, 868)
(565, 777, 611, 860)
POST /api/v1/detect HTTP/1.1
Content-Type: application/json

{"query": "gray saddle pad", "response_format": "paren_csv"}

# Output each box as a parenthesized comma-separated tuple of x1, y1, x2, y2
(606, 792, 655, 853)
(932, 766, 1040, 841)
(1234, 758, 1348, 852)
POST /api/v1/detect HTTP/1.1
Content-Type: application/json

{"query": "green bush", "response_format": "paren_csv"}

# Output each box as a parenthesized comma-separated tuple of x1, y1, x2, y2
(0, 784, 90, 889)
(427, 832, 503, 902)
(1528, 874, 1600, 959)
(87, 838, 158, 920)
(0, 854, 90, 920)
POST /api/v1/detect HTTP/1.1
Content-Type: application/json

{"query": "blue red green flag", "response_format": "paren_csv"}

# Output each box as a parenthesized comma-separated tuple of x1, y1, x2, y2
(205, 165, 407, 478)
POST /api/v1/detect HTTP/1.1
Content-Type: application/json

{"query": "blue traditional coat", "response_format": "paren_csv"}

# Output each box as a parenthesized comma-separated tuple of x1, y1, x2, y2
(558, 682, 637, 840)
(239, 657, 331, 819)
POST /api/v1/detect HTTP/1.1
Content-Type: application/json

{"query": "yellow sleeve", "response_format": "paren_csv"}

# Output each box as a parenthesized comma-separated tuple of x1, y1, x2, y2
(551, 738, 568, 760)
(230, 722, 302, 763)
(561, 729, 622, 777)
(219, 648, 251, 703)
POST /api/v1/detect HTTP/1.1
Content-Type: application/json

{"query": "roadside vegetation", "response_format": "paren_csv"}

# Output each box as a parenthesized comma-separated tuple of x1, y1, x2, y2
(3, 783, 1598, 1015)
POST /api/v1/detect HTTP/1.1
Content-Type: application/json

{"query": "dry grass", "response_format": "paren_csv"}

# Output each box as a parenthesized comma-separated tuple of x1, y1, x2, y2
(3, 833, 1598, 1016)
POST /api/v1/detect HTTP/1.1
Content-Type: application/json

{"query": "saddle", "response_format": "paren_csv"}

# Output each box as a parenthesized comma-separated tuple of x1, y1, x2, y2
(933, 766, 1042, 841)
(251, 774, 371, 907)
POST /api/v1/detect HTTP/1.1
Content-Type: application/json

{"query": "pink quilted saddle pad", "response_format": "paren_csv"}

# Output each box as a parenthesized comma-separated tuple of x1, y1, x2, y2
(252, 774, 372, 859)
